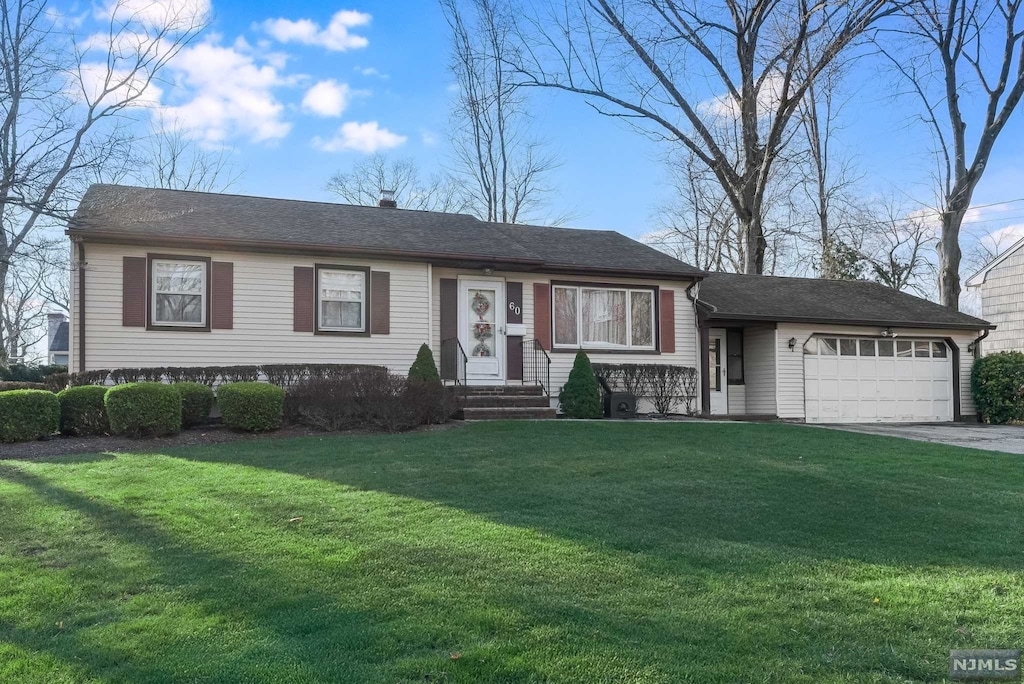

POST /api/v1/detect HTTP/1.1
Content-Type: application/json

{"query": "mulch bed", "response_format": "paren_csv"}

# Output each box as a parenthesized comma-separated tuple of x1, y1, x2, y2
(1, 422, 464, 460)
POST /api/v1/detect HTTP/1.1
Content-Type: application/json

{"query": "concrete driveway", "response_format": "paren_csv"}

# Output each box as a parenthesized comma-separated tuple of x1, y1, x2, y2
(818, 423, 1024, 454)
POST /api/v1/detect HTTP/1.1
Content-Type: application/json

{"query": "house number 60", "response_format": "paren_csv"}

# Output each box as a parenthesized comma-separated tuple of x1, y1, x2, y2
(508, 302, 521, 316)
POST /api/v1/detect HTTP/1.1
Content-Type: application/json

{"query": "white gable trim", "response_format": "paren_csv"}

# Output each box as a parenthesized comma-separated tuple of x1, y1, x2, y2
(966, 234, 1024, 287)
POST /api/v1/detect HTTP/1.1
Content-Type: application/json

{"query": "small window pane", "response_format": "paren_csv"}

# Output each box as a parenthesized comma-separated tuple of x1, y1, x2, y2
(582, 289, 627, 346)
(156, 293, 202, 323)
(630, 291, 654, 347)
(915, 341, 930, 358)
(709, 339, 721, 391)
(321, 301, 362, 329)
(553, 287, 578, 346)
(859, 339, 876, 356)
(840, 339, 857, 356)
(819, 338, 838, 355)
(932, 342, 947, 358)
(878, 339, 894, 356)
(320, 271, 364, 301)
(155, 262, 204, 293)
(897, 340, 913, 357)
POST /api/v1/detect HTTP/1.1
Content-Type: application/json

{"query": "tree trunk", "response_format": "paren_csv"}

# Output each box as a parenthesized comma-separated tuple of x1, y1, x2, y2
(938, 206, 966, 309)
(741, 212, 766, 274)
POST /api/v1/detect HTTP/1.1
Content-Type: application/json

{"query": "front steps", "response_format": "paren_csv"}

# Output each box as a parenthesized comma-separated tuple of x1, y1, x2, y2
(457, 385, 557, 420)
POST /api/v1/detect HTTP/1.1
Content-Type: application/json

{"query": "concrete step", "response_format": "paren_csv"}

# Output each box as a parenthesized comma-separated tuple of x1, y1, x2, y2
(462, 395, 551, 408)
(461, 406, 558, 420)
(461, 384, 546, 397)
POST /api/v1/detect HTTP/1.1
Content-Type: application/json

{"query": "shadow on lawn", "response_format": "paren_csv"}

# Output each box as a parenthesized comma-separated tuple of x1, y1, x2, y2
(172, 421, 1024, 573)
(0, 465, 387, 682)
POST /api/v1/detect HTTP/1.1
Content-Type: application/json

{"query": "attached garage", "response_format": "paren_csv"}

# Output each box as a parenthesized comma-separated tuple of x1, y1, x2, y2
(803, 336, 952, 423)
(695, 273, 993, 423)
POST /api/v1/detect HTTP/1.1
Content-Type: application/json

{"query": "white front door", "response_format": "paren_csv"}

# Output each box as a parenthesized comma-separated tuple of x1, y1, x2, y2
(459, 278, 506, 383)
(709, 328, 728, 414)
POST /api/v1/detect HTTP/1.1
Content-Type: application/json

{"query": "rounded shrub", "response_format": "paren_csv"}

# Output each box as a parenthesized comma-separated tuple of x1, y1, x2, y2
(559, 351, 603, 419)
(217, 382, 284, 432)
(173, 382, 214, 428)
(972, 351, 1024, 424)
(408, 343, 441, 383)
(105, 382, 182, 437)
(57, 385, 110, 436)
(0, 389, 60, 443)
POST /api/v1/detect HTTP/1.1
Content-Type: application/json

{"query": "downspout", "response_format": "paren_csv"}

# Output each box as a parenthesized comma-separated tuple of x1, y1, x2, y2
(76, 240, 86, 372)
(426, 263, 433, 349)
(969, 329, 989, 359)
(687, 280, 712, 416)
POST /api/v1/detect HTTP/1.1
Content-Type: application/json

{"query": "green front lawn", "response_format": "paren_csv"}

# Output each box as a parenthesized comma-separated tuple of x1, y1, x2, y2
(1, 422, 1021, 683)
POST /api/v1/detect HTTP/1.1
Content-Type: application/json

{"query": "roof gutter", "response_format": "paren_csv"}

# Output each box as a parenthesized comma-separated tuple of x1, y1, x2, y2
(701, 311, 996, 331)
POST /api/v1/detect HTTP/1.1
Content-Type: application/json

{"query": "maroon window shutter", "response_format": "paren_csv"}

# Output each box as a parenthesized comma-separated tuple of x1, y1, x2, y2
(122, 256, 147, 327)
(294, 266, 314, 332)
(660, 289, 675, 353)
(506, 282, 523, 324)
(370, 271, 390, 335)
(211, 261, 234, 330)
(439, 278, 458, 380)
(534, 283, 551, 350)
(507, 336, 524, 380)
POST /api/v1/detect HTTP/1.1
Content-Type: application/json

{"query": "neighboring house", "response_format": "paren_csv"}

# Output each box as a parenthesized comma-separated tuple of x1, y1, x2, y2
(965, 235, 1024, 354)
(66, 184, 992, 423)
(47, 313, 69, 366)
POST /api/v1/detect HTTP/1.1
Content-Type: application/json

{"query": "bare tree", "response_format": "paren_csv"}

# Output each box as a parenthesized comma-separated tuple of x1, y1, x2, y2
(0, 0, 206, 363)
(326, 154, 471, 213)
(514, 0, 898, 272)
(879, 0, 1024, 308)
(854, 201, 936, 295)
(143, 124, 239, 192)
(442, 0, 561, 224)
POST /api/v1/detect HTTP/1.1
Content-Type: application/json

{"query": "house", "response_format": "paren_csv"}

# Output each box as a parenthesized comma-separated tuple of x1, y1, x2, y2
(47, 313, 69, 367)
(66, 184, 992, 423)
(965, 235, 1024, 354)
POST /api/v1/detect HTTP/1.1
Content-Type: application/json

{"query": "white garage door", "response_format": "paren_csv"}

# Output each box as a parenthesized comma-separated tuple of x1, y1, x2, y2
(804, 336, 953, 423)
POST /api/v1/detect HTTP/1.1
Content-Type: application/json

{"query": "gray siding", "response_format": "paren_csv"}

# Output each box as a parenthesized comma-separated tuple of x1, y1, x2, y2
(978, 248, 1024, 354)
(743, 327, 777, 415)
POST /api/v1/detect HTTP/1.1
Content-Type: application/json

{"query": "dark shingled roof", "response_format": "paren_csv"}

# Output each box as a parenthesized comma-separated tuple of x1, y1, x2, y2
(50, 321, 68, 353)
(698, 272, 992, 330)
(69, 184, 705, 279)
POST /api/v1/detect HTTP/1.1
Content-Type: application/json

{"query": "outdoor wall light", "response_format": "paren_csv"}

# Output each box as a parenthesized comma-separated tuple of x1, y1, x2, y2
(788, 337, 797, 350)
(483, 266, 494, 275)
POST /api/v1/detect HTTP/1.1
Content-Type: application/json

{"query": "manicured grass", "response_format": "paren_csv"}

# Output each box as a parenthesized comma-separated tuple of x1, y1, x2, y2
(1, 422, 1022, 683)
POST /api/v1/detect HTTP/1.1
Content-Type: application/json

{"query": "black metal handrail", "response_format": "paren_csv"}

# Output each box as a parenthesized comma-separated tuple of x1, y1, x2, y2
(440, 337, 468, 389)
(522, 338, 552, 396)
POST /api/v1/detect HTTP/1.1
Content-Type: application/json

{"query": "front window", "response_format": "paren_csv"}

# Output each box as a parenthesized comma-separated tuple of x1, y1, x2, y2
(553, 284, 656, 350)
(152, 258, 206, 327)
(318, 268, 367, 332)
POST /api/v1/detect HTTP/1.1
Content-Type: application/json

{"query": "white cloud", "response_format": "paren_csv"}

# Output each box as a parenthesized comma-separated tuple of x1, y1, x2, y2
(96, 0, 211, 29)
(75, 62, 163, 108)
(261, 9, 370, 51)
(302, 80, 351, 117)
(420, 129, 438, 146)
(356, 66, 387, 79)
(699, 73, 787, 120)
(159, 36, 294, 143)
(313, 121, 406, 153)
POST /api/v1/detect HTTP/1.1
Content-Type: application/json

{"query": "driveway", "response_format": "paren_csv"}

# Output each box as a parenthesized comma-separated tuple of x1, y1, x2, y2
(818, 423, 1024, 454)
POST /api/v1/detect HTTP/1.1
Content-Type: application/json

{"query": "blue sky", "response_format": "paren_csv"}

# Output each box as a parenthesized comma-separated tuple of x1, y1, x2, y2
(74, 0, 1024, 247)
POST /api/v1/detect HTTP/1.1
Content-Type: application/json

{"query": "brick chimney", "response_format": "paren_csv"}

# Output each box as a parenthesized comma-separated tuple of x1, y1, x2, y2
(378, 189, 397, 209)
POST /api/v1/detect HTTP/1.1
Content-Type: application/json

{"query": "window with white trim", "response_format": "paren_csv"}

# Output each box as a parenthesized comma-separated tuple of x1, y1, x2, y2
(318, 268, 367, 332)
(151, 259, 207, 327)
(552, 284, 656, 350)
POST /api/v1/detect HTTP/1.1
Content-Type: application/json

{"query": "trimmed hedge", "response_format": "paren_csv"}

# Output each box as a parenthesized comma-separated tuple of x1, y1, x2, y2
(0, 381, 47, 392)
(0, 390, 60, 443)
(58, 385, 109, 436)
(173, 382, 214, 428)
(218, 382, 283, 432)
(972, 352, 1024, 424)
(105, 383, 182, 437)
(559, 352, 603, 419)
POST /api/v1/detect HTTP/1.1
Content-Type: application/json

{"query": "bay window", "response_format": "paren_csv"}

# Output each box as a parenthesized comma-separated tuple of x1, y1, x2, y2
(151, 257, 208, 327)
(317, 266, 368, 333)
(552, 284, 656, 350)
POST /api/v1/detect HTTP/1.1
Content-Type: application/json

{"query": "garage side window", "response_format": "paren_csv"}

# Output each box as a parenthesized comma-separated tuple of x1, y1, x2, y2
(152, 258, 207, 327)
(726, 329, 743, 384)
